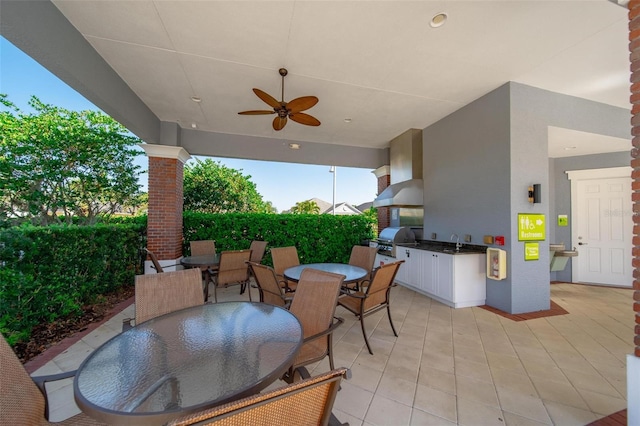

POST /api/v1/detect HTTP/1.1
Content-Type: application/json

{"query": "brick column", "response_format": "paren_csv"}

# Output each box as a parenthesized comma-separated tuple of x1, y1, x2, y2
(140, 144, 191, 267)
(373, 166, 391, 234)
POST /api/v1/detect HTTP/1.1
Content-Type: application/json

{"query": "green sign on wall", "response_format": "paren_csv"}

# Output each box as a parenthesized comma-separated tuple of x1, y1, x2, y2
(558, 214, 568, 227)
(524, 242, 540, 261)
(518, 213, 546, 241)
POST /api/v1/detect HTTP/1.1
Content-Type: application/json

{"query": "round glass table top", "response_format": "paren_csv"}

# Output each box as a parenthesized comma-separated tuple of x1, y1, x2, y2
(180, 254, 220, 268)
(283, 263, 367, 283)
(74, 302, 302, 425)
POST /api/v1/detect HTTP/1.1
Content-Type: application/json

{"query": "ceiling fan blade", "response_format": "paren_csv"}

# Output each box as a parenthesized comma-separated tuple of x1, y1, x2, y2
(289, 112, 321, 126)
(238, 110, 275, 115)
(253, 88, 281, 109)
(273, 116, 287, 131)
(287, 96, 318, 113)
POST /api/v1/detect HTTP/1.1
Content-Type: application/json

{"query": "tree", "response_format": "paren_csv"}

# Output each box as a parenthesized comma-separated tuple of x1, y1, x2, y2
(362, 206, 378, 234)
(0, 95, 144, 225)
(362, 206, 377, 222)
(290, 200, 320, 214)
(183, 158, 275, 213)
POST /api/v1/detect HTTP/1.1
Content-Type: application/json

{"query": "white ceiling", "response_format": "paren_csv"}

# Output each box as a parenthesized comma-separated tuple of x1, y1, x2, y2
(50, 0, 631, 156)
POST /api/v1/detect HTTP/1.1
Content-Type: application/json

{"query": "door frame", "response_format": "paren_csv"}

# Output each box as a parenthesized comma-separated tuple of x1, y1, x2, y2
(566, 166, 632, 285)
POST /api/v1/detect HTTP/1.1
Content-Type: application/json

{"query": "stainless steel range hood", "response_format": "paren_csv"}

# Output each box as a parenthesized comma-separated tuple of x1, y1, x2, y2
(373, 129, 423, 207)
(373, 179, 423, 207)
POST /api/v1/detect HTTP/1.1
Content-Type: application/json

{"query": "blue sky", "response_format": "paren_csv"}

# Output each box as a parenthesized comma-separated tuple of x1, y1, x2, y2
(0, 37, 377, 213)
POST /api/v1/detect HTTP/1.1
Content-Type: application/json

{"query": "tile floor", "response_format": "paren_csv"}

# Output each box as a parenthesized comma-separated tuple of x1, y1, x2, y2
(37, 282, 633, 425)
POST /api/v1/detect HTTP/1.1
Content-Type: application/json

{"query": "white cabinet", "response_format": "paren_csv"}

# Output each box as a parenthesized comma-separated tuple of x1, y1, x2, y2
(375, 253, 396, 269)
(395, 249, 486, 308)
(449, 253, 487, 308)
(430, 252, 454, 302)
(396, 247, 427, 289)
(375, 250, 421, 288)
(394, 249, 410, 285)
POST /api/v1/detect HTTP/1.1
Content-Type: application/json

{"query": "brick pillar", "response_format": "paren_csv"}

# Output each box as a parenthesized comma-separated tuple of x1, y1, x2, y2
(373, 166, 391, 234)
(141, 145, 191, 263)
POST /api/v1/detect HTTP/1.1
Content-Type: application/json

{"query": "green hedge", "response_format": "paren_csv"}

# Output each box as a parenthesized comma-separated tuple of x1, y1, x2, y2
(183, 212, 375, 265)
(1, 213, 374, 345)
(0, 223, 145, 344)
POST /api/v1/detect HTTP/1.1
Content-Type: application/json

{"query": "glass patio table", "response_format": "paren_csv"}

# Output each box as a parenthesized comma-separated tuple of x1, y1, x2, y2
(74, 302, 303, 425)
(180, 253, 220, 270)
(283, 263, 367, 284)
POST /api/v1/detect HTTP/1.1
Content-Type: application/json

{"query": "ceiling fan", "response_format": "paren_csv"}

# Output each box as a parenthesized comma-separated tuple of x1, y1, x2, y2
(238, 68, 320, 131)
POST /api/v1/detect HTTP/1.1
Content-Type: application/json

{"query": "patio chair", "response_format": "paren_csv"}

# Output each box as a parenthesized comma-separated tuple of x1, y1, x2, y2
(167, 367, 350, 426)
(283, 268, 345, 383)
(190, 240, 217, 256)
(249, 240, 268, 264)
(189, 240, 216, 272)
(144, 247, 165, 273)
(190, 240, 218, 277)
(247, 261, 293, 308)
(0, 334, 107, 425)
(347, 245, 378, 290)
(337, 260, 403, 355)
(123, 268, 204, 330)
(270, 246, 300, 292)
(209, 249, 252, 303)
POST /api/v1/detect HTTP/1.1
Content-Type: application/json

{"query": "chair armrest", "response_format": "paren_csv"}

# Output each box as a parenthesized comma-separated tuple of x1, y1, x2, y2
(302, 317, 344, 343)
(32, 369, 77, 419)
(339, 291, 367, 299)
(122, 317, 134, 331)
(260, 287, 288, 300)
(342, 279, 370, 294)
(277, 277, 289, 287)
(151, 262, 180, 270)
(274, 274, 296, 292)
(32, 370, 77, 394)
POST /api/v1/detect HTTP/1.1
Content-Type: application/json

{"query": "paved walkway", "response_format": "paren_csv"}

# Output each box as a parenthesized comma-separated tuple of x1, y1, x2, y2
(32, 283, 633, 425)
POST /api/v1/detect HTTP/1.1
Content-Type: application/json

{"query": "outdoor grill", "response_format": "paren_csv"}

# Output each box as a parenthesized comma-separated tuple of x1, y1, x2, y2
(374, 227, 416, 257)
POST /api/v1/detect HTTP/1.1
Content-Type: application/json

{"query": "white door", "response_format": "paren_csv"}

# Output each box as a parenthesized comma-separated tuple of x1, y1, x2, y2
(568, 167, 632, 287)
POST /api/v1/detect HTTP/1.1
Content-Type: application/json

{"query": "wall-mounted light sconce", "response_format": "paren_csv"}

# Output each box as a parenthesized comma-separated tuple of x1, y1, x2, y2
(528, 184, 541, 204)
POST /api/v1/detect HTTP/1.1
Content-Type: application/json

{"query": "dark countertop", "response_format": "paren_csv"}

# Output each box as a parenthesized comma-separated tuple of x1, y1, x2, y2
(396, 241, 487, 255)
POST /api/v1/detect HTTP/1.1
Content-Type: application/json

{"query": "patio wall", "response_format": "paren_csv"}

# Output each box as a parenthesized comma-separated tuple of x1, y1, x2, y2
(422, 82, 629, 314)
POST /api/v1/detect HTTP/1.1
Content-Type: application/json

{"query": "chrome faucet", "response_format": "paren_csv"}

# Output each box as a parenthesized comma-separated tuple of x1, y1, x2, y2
(450, 233, 461, 251)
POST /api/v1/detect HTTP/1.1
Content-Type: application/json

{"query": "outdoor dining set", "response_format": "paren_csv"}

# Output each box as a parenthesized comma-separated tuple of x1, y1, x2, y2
(1, 240, 404, 425)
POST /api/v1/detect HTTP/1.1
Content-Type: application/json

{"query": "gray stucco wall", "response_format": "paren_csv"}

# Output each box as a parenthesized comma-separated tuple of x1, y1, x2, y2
(509, 85, 553, 313)
(422, 82, 629, 314)
(550, 151, 630, 282)
(423, 83, 514, 311)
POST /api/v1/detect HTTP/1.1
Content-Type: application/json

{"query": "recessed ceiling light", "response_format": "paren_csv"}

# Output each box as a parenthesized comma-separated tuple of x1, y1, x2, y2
(191, 123, 197, 129)
(430, 12, 448, 28)
(191, 96, 202, 103)
(344, 118, 352, 123)
(289, 143, 300, 150)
